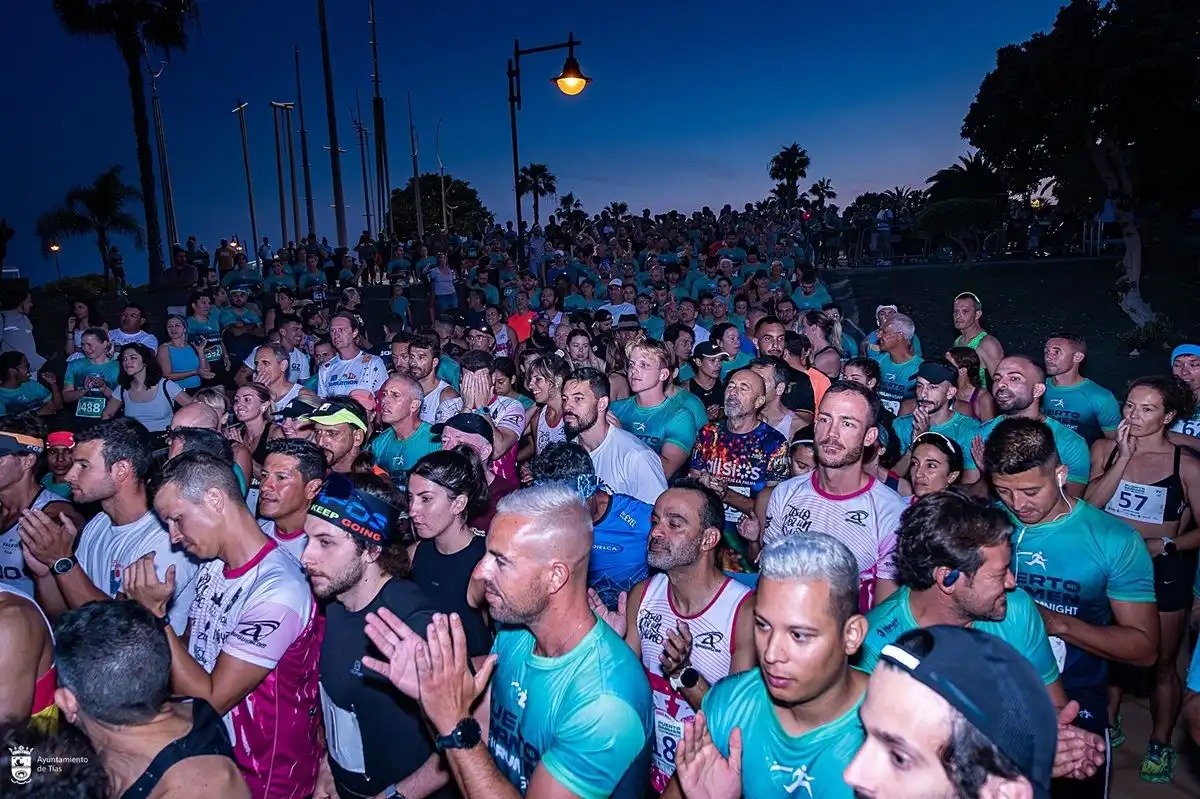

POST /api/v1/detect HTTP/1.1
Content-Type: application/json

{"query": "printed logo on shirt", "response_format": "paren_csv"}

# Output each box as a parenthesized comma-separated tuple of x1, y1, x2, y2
(769, 763, 815, 797)
(231, 619, 282, 647)
(692, 630, 725, 653)
(109, 560, 123, 595)
(843, 510, 870, 527)
(637, 608, 665, 644)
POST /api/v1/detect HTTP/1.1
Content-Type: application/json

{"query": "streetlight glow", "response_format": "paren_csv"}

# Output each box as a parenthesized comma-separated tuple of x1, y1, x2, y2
(49, 243, 61, 252)
(552, 54, 591, 96)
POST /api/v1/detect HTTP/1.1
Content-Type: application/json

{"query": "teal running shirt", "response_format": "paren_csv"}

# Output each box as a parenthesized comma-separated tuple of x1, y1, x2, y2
(1041, 378, 1121, 446)
(975, 416, 1090, 483)
(869, 352, 922, 415)
(368, 422, 437, 490)
(891, 411, 980, 459)
(611, 395, 698, 455)
(702, 669, 863, 799)
(860, 586, 1059, 685)
(488, 620, 652, 798)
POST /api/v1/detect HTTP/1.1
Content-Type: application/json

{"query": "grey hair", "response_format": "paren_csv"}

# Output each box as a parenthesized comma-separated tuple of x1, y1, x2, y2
(495, 483, 593, 537)
(758, 533, 860, 625)
(264, 342, 290, 363)
(384, 372, 423, 403)
(885, 313, 916, 342)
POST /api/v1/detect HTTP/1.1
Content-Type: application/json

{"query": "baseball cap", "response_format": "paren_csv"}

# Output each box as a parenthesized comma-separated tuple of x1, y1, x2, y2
(608, 278, 623, 287)
(279, 396, 320, 420)
(615, 314, 641, 331)
(916, 360, 957, 386)
(651, 281, 669, 292)
(432, 412, 494, 445)
(875, 304, 898, 318)
(753, 269, 768, 279)
(1171, 343, 1200, 362)
(694, 340, 732, 360)
(0, 431, 43, 456)
(47, 431, 75, 449)
(880, 626, 1056, 799)
(306, 398, 369, 432)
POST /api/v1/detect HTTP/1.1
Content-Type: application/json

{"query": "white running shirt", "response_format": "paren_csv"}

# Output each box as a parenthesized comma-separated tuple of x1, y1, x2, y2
(246, 345, 312, 384)
(765, 471, 905, 611)
(0, 489, 59, 595)
(587, 425, 668, 506)
(258, 518, 309, 563)
(317, 350, 388, 397)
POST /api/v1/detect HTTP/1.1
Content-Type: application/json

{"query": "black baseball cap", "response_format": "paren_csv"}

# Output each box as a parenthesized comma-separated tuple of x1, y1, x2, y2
(615, 314, 641, 331)
(279, 396, 320, 420)
(880, 626, 1056, 799)
(917, 359, 957, 386)
(694, 340, 731, 360)
(467, 323, 495, 339)
(432, 413, 494, 445)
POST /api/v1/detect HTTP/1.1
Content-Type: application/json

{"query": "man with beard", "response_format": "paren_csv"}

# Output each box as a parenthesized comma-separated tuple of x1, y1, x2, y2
(303, 472, 455, 799)
(754, 316, 817, 412)
(411, 333, 463, 425)
(388, 331, 412, 375)
(691, 368, 788, 552)
(971, 355, 1090, 498)
(307, 397, 373, 475)
(859, 489, 1108, 785)
(562, 368, 668, 506)
(1041, 333, 1121, 446)
(666, 533, 868, 799)
(752, 355, 812, 439)
(757, 381, 905, 610)
(370, 373, 437, 490)
(257, 439, 326, 561)
(595, 479, 755, 793)
(890, 360, 980, 484)
(361, 483, 653, 799)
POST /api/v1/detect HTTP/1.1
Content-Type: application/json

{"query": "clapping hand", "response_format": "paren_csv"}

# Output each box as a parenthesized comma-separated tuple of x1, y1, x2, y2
(362, 607, 426, 700)
(414, 613, 497, 735)
(661, 621, 693, 678)
(123, 552, 175, 619)
(675, 712, 742, 799)
(588, 588, 627, 636)
(18, 509, 78, 566)
(1052, 701, 1106, 779)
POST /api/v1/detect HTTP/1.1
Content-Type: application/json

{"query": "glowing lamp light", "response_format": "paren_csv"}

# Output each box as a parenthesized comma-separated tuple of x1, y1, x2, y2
(49, 243, 61, 252)
(552, 55, 591, 96)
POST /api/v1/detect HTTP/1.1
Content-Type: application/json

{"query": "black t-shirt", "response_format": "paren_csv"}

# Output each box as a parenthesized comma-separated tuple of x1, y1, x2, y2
(321, 578, 456, 799)
(689, 374, 724, 413)
(410, 536, 494, 657)
(781, 366, 816, 414)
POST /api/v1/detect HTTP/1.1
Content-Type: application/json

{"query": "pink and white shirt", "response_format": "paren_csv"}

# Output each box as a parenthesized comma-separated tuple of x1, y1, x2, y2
(186, 540, 323, 799)
(764, 471, 905, 611)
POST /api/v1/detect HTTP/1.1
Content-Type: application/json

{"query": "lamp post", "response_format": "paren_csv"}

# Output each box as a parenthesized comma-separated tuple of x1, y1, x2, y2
(232, 100, 260, 267)
(270, 102, 292, 247)
(295, 46, 317, 239)
(317, 0, 349, 249)
(49, 242, 62, 281)
(148, 61, 179, 249)
(507, 32, 591, 270)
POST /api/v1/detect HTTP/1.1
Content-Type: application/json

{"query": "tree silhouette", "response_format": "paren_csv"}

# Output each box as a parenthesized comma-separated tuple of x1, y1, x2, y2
(36, 166, 145, 288)
(768, 144, 811, 209)
(516, 163, 557, 226)
(391, 173, 494, 238)
(54, 0, 199, 286)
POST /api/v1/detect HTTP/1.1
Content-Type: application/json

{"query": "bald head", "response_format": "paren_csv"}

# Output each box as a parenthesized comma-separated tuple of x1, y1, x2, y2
(997, 354, 1045, 383)
(172, 402, 221, 431)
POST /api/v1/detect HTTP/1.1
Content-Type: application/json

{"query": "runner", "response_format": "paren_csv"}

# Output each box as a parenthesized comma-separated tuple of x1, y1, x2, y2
(435, 414, 520, 530)
(845, 626, 1057, 799)
(665, 533, 868, 799)
(890, 359, 980, 484)
(1043, 333, 1121, 446)
(532, 442, 652, 610)
(971, 355, 1091, 498)
(757, 381, 905, 610)
(247, 342, 316, 414)
(594, 479, 754, 794)
(901, 432, 965, 501)
(683, 340, 728, 423)
(0, 581, 56, 730)
(562, 368, 668, 506)
(521, 353, 570, 458)
(20, 419, 198, 634)
(410, 333, 463, 425)
(752, 355, 812, 439)
(257, 439, 326, 562)
(1086, 375, 1200, 782)
(302, 472, 454, 799)
(369, 373, 437, 490)
(1168, 344, 1200, 443)
(612, 339, 699, 478)
(869, 312, 922, 416)
(984, 417, 1158, 798)
(307, 397, 372, 475)
(946, 345, 996, 421)
(951, 291, 1004, 385)
(457, 350, 527, 486)
(316, 313, 388, 398)
(362, 483, 653, 799)
(0, 419, 79, 595)
(128, 451, 323, 799)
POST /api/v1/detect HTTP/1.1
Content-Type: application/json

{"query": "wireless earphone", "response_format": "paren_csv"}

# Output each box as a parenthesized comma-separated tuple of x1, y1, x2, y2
(943, 569, 960, 587)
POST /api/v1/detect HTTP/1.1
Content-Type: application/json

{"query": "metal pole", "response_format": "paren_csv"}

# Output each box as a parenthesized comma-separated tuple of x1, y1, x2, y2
(232, 100, 260, 267)
(295, 46, 317, 238)
(285, 106, 301, 244)
(369, 0, 392, 238)
(53, 251, 62, 281)
(508, 48, 524, 270)
(271, 103, 288, 247)
(408, 91, 424, 239)
(436, 117, 448, 231)
(353, 93, 374, 238)
(149, 62, 179, 249)
(317, 0, 348, 248)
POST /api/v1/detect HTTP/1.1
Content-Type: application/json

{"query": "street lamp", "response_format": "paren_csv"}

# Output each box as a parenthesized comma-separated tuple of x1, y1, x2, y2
(49, 242, 62, 281)
(507, 31, 590, 271)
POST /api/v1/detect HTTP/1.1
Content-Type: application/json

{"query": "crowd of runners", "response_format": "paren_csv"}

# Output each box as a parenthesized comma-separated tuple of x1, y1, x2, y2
(1, 204, 1199, 799)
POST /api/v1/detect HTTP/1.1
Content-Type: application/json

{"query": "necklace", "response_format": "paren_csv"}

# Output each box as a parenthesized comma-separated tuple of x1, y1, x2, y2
(539, 614, 592, 659)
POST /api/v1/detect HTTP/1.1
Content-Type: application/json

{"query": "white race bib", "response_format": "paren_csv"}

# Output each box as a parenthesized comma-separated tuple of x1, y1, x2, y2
(1103, 480, 1167, 525)
(1049, 635, 1067, 673)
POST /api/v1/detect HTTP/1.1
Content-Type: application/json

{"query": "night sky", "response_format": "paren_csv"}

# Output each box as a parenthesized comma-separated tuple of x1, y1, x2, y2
(1, 1, 1061, 284)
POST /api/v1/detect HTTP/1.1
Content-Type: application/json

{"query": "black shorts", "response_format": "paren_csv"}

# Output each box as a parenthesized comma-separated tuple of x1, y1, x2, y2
(1153, 548, 1193, 613)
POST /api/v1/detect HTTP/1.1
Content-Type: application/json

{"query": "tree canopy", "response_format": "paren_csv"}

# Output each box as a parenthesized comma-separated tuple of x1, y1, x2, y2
(390, 173, 493, 238)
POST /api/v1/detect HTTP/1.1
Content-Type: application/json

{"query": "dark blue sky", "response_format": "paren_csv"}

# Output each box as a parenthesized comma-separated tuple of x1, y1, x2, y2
(1, 1, 1061, 284)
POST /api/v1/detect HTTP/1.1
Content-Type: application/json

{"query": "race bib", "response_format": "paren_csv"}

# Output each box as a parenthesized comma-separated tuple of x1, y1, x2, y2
(650, 713, 685, 793)
(881, 398, 900, 414)
(1104, 481, 1167, 525)
(313, 287, 327, 303)
(1049, 635, 1067, 673)
(76, 393, 106, 419)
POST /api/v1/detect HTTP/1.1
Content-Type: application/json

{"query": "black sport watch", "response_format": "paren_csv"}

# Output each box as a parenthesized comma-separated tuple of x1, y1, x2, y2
(51, 555, 78, 576)
(670, 666, 701, 692)
(435, 717, 482, 752)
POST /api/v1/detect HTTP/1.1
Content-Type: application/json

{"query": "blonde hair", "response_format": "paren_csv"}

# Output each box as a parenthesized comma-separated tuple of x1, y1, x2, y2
(193, 387, 228, 417)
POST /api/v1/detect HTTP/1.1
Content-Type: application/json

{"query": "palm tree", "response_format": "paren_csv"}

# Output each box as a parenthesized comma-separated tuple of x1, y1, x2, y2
(604, 201, 629, 219)
(925, 152, 1008, 203)
(768, 144, 811, 209)
(36, 166, 145, 288)
(557, 192, 583, 217)
(54, 0, 198, 287)
(808, 178, 837, 209)
(517, 163, 557, 226)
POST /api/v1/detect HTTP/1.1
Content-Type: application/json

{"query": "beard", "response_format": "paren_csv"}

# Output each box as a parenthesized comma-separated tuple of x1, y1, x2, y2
(647, 536, 703, 572)
(993, 388, 1032, 414)
(308, 556, 366, 600)
(564, 408, 598, 437)
(816, 438, 864, 469)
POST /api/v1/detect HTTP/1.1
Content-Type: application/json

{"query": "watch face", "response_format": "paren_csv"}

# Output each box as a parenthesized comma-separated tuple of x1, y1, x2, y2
(52, 557, 75, 575)
(456, 717, 482, 748)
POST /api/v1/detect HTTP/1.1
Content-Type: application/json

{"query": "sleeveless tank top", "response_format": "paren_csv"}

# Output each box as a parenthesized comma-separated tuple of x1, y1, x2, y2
(494, 326, 513, 358)
(1103, 445, 1187, 525)
(1, 489, 60, 596)
(636, 573, 753, 792)
(767, 409, 795, 440)
(272, 382, 302, 415)
(0, 583, 57, 732)
(534, 405, 566, 454)
(954, 330, 989, 386)
(420, 380, 451, 424)
(120, 700, 236, 799)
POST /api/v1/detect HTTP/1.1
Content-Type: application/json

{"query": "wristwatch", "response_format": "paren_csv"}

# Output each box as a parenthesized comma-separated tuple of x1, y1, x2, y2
(51, 555, 78, 576)
(669, 666, 700, 693)
(435, 717, 482, 752)
(1161, 537, 1177, 555)
(382, 785, 407, 799)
